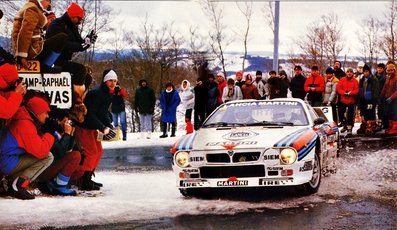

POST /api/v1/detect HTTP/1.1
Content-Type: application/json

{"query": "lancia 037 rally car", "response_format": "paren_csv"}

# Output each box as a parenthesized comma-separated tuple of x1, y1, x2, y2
(170, 98, 339, 196)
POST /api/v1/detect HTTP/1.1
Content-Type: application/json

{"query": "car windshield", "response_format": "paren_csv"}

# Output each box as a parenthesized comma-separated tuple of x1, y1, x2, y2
(203, 100, 309, 127)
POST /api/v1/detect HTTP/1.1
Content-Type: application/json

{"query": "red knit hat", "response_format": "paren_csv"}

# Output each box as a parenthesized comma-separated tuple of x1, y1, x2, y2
(26, 96, 51, 116)
(0, 63, 19, 90)
(67, 2, 84, 19)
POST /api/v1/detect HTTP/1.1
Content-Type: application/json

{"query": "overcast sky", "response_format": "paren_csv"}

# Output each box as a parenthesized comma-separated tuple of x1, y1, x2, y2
(106, 1, 389, 57)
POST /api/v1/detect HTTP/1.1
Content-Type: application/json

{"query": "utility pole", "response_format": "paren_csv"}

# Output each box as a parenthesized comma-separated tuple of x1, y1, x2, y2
(273, 1, 280, 72)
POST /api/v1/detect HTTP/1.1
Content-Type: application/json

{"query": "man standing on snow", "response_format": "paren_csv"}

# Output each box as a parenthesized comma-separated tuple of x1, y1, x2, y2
(134, 79, 156, 139)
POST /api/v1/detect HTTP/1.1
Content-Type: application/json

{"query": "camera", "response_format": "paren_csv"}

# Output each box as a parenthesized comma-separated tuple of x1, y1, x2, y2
(67, 120, 76, 127)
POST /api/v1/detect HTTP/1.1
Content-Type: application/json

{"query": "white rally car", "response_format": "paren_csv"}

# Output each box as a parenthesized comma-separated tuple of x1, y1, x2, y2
(170, 98, 339, 196)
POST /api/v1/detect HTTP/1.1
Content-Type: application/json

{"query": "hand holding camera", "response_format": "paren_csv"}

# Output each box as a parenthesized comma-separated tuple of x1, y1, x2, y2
(14, 78, 27, 96)
(82, 30, 98, 50)
(63, 119, 75, 135)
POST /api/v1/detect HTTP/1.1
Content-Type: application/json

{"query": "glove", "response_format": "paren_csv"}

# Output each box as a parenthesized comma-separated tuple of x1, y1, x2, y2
(367, 104, 373, 110)
(81, 37, 91, 50)
(386, 98, 392, 103)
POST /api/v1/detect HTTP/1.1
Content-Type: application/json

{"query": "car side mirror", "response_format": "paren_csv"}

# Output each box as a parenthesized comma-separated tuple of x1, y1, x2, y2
(313, 117, 326, 125)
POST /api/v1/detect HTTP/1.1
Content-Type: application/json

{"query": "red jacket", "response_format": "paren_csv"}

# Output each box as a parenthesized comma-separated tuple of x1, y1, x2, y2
(0, 91, 23, 119)
(7, 106, 54, 159)
(217, 80, 227, 105)
(337, 76, 359, 105)
(304, 73, 325, 93)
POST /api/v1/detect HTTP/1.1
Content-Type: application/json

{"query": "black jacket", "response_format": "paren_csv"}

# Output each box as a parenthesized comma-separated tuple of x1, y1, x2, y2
(79, 83, 113, 132)
(45, 13, 86, 64)
(290, 74, 307, 100)
(134, 86, 155, 115)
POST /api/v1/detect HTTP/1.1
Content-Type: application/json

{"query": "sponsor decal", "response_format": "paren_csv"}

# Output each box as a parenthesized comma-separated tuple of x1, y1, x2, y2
(259, 178, 294, 186)
(263, 154, 279, 160)
(217, 180, 249, 186)
(180, 181, 205, 187)
(226, 101, 299, 108)
(222, 131, 258, 141)
(206, 141, 257, 147)
(299, 161, 313, 172)
(182, 169, 199, 173)
(189, 156, 204, 162)
(267, 167, 283, 171)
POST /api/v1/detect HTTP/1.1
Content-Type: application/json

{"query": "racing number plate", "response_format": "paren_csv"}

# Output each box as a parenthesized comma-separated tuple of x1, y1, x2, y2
(17, 60, 41, 73)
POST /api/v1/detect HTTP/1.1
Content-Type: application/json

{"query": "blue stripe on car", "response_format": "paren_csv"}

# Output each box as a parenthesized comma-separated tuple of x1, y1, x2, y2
(297, 137, 317, 161)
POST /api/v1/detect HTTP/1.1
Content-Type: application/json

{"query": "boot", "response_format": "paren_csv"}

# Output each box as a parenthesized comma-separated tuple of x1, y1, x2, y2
(385, 121, 393, 134)
(171, 125, 176, 137)
(91, 171, 103, 187)
(80, 171, 100, 191)
(387, 120, 397, 135)
(46, 173, 76, 196)
(122, 130, 127, 141)
(345, 125, 353, 138)
(365, 120, 377, 136)
(8, 177, 35, 200)
(356, 121, 367, 135)
(159, 123, 168, 138)
(185, 119, 193, 134)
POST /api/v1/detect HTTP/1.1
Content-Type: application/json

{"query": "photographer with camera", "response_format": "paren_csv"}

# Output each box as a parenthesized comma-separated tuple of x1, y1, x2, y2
(45, 2, 97, 123)
(0, 94, 54, 200)
(37, 108, 82, 196)
(0, 63, 27, 120)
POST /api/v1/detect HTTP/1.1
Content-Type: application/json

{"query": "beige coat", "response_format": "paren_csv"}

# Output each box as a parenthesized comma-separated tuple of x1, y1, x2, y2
(12, 0, 47, 58)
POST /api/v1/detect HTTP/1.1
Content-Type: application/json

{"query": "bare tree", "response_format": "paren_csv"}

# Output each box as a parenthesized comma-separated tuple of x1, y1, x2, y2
(200, 0, 231, 77)
(236, 1, 253, 71)
(357, 16, 383, 66)
(295, 21, 327, 71)
(379, 0, 397, 60)
(322, 13, 344, 65)
(294, 13, 345, 72)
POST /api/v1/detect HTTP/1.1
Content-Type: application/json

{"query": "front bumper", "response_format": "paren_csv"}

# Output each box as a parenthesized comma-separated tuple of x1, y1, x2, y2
(173, 161, 314, 189)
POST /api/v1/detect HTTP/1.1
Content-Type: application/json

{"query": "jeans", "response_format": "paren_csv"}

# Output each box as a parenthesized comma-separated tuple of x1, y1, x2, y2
(112, 111, 127, 132)
(139, 113, 152, 132)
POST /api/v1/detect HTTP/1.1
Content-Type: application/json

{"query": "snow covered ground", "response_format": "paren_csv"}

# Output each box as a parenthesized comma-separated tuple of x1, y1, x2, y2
(0, 132, 396, 230)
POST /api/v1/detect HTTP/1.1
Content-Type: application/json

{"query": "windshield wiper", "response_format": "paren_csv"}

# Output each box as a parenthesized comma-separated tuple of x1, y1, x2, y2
(202, 122, 244, 128)
(253, 121, 295, 126)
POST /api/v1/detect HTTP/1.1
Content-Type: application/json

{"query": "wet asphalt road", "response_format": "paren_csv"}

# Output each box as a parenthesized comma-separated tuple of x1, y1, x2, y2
(70, 136, 397, 230)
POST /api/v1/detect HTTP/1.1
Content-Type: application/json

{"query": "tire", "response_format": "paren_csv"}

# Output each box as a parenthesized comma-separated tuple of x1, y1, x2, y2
(297, 153, 321, 195)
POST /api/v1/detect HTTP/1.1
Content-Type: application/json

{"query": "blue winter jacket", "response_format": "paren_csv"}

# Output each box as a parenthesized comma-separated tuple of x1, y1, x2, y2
(0, 128, 25, 175)
(160, 89, 181, 122)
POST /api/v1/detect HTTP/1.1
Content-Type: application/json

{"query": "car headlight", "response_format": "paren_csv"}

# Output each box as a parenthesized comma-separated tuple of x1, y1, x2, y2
(280, 148, 297, 165)
(175, 151, 190, 168)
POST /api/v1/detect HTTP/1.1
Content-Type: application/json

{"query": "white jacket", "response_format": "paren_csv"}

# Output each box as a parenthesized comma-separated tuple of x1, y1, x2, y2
(222, 85, 243, 103)
(179, 79, 195, 110)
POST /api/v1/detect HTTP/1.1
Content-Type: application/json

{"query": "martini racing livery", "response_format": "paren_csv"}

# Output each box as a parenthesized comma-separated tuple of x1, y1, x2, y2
(170, 98, 339, 196)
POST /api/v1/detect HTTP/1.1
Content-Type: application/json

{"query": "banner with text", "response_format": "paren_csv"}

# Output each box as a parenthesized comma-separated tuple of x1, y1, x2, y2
(19, 73, 72, 109)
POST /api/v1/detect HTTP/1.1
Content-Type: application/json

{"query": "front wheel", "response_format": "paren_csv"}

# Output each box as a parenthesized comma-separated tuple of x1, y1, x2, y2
(297, 153, 321, 195)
